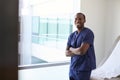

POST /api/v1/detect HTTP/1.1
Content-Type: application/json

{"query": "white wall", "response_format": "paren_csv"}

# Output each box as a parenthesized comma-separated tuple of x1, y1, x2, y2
(105, 0, 120, 56)
(80, 0, 107, 65)
(19, 0, 32, 65)
(80, 0, 120, 66)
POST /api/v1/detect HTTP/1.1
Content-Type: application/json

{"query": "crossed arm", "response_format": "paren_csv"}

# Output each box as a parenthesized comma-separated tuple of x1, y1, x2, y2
(65, 43, 90, 57)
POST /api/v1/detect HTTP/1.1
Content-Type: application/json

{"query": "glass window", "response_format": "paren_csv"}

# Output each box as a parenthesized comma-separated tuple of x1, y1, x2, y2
(19, 0, 80, 66)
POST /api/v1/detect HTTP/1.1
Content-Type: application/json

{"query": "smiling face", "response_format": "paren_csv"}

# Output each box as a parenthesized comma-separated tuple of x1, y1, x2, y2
(74, 13, 86, 30)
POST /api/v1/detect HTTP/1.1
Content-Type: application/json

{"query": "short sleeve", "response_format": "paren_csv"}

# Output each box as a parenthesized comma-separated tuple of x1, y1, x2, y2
(67, 33, 74, 47)
(83, 30, 94, 45)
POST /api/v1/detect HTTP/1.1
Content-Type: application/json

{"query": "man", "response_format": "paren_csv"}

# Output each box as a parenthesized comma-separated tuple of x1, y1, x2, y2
(65, 12, 96, 80)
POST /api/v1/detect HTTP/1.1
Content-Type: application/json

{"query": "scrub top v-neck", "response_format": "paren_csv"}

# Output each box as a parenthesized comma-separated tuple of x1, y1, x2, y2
(67, 27, 96, 71)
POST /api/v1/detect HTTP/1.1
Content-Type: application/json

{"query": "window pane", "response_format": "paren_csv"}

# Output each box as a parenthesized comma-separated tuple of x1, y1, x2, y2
(19, 0, 75, 66)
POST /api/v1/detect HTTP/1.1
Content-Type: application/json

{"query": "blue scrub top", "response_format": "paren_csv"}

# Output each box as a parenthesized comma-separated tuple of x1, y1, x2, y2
(67, 27, 96, 71)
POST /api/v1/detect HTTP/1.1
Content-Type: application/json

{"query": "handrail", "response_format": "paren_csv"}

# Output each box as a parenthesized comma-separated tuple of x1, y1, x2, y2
(32, 35, 67, 41)
(18, 61, 70, 70)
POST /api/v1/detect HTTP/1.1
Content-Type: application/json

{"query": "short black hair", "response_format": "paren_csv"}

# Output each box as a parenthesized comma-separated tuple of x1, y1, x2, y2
(76, 12, 86, 20)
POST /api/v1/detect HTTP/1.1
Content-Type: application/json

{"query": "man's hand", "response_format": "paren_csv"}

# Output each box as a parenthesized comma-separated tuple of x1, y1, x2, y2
(69, 47, 81, 55)
(65, 50, 74, 57)
(69, 43, 90, 55)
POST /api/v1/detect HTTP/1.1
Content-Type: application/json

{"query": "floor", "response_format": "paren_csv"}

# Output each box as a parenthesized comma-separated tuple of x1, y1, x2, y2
(19, 65, 70, 80)
(32, 43, 70, 63)
(31, 56, 47, 64)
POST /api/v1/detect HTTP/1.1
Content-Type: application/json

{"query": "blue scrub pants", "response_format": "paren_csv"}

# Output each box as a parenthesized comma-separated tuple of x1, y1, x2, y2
(69, 70, 91, 80)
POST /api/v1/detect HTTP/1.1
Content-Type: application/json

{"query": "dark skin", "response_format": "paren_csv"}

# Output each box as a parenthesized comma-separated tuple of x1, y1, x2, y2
(66, 13, 90, 56)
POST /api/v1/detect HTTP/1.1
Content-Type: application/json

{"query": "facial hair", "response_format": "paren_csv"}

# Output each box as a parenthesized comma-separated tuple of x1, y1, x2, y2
(76, 24, 83, 30)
